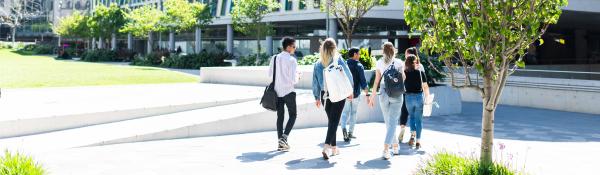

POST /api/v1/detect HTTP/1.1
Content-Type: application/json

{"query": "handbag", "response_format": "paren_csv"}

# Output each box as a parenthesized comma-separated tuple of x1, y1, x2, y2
(260, 56, 278, 111)
(323, 57, 353, 103)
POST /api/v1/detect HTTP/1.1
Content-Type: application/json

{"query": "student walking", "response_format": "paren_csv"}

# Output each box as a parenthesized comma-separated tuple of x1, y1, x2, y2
(312, 38, 354, 160)
(340, 48, 369, 142)
(404, 55, 431, 149)
(399, 47, 425, 145)
(368, 42, 405, 160)
(268, 37, 300, 152)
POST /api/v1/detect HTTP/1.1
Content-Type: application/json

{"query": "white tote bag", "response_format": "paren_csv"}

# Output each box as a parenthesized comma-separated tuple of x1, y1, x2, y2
(323, 57, 353, 103)
(423, 93, 435, 117)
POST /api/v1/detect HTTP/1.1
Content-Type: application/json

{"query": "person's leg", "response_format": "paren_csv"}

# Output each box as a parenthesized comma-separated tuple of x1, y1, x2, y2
(340, 99, 352, 141)
(283, 92, 297, 137)
(414, 94, 424, 148)
(406, 94, 418, 146)
(276, 97, 285, 139)
(330, 100, 345, 147)
(388, 95, 403, 154)
(348, 97, 359, 133)
(399, 95, 409, 142)
(324, 99, 335, 146)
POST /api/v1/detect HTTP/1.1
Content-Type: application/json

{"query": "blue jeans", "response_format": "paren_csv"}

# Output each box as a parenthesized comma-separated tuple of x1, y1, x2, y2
(341, 96, 360, 132)
(379, 91, 403, 145)
(406, 93, 424, 139)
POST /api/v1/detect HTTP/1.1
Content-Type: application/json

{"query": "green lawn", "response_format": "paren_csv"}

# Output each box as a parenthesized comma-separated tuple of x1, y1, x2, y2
(0, 49, 198, 88)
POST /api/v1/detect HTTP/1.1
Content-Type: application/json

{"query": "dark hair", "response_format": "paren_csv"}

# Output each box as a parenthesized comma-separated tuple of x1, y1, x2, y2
(348, 47, 360, 58)
(405, 55, 418, 71)
(406, 47, 418, 56)
(281, 37, 296, 50)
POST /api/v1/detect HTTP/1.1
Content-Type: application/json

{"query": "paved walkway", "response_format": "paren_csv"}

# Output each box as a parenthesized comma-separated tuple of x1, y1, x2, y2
(23, 102, 600, 175)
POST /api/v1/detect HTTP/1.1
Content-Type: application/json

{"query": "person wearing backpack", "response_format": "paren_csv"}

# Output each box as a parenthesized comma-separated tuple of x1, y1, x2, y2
(368, 42, 405, 160)
(312, 38, 354, 160)
(340, 47, 369, 143)
(268, 37, 300, 152)
(404, 55, 431, 149)
(399, 47, 425, 145)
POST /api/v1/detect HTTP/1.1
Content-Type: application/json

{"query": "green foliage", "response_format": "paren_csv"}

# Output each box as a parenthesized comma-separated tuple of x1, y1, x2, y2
(231, 0, 279, 56)
(53, 11, 90, 38)
(338, 48, 375, 70)
(191, 2, 213, 29)
(120, 5, 164, 38)
(132, 51, 233, 68)
(0, 150, 46, 175)
(398, 53, 445, 86)
(321, 0, 389, 46)
(15, 45, 54, 55)
(161, 52, 232, 69)
(81, 49, 118, 62)
(298, 54, 319, 65)
(161, 0, 198, 33)
(238, 53, 271, 66)
(417, 152, 519, 175)
(88, 3, 127, 38)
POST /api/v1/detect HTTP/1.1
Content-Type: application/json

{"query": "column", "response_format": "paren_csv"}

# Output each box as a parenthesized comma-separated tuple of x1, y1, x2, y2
(92, 37, 96, 50)
(227, 24, 234, 53)
(328, 18, 338, 41)
(195, 27, 202, 53)
(169, 30, 175, 51)
(127, 33, 133, 50)
(147, 31, 153, 54)
(111, 33, 117, 51)
(98, 36, 104, 49)
(266, 35, 273, 56)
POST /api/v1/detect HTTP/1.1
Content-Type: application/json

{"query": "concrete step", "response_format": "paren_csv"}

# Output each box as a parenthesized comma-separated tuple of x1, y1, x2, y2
(0, 91, 383, 153)
(0, 83, 265, 138)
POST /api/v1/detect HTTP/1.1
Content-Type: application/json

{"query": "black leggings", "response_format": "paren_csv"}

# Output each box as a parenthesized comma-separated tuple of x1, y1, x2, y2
(324, 98, 345, 146)
(399, 95, 409, 126)
(277, 92, 297, 139)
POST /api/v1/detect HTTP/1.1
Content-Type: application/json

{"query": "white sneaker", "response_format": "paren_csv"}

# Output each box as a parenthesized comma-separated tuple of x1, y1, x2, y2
(392, 146, 400, 155)
(382, 150, 391, 160)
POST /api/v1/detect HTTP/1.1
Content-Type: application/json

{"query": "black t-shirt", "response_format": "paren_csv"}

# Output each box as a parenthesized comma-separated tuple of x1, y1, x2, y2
(404, 69, 427, 93)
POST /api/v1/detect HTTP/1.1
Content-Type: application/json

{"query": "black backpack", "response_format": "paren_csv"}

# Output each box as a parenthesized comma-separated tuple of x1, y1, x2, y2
(383, 61, 405, 98)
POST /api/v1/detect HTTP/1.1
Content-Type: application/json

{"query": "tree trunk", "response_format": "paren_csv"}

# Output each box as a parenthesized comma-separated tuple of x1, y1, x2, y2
(111, 33, 117, 51)
(480, 73, 495, 166)
(11, 27, 16, 47)
(346, 33, 352, 49)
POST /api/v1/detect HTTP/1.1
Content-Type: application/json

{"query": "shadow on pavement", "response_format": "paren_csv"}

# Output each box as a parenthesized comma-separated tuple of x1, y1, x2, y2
(236, 150, 284, 163)
(426, 102, 600, 142)
(355, 158, 391, 170)
(285, 157, 337, 170)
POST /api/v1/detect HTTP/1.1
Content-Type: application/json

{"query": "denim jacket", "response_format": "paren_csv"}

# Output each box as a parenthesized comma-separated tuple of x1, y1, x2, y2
(312, 56, 354, 100)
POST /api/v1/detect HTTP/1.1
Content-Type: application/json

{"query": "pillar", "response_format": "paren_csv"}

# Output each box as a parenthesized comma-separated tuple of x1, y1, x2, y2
(169, 30, 175, 51)
(127, 33, 133, 50)
(147, 31, 153, 54)
(266, 35, 273, 56)
(227, 24, 234, 53)
(195, 27, 202, 53)
(328, 18, 338, 41)
(111, 33, 117, 51)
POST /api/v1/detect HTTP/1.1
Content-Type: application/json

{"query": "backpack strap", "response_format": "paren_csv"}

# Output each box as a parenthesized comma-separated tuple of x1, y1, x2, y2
(272, 55, 277, 87)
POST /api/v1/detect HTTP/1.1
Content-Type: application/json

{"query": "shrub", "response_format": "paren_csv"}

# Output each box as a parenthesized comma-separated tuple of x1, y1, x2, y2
(0, 150, 46, 175)
(81, 49, 118, 62)
(238, 53, 271, 66)
(298, 54, 319, 65)
(398, 52, 446, 86)
(417, 152, 519, 175)
(133, 51, 232, 68)
(15, 44, 55, 55)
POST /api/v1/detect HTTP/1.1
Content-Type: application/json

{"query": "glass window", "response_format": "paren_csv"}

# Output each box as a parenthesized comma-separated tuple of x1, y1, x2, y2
(220, 0, 228, 16)
(285, 0, 292, 11)
(299, 0, 306, 10)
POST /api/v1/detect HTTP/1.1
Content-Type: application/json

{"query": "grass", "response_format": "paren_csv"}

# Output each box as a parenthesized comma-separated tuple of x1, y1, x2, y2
(0, 150, 46, 175)
(0, 49, 198, 88)
(416, 152, 520, 175)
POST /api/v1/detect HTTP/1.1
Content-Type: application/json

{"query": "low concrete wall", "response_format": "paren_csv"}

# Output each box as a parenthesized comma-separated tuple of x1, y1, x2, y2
(459, 76, 600, 115)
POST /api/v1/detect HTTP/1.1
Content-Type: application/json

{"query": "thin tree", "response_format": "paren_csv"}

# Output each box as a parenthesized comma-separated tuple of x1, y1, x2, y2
(161, 0, 198, 52)
(191, 2, 212, 53)
(120, 5, 164, 54)
(0, 0, 43, 46)
(322, 0, 388, 48)
(404, 0, 568, 166)
(231, 0, 279, 65)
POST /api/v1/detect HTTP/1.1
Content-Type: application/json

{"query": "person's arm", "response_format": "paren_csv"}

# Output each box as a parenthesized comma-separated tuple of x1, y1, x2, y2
(369, 70, 382, 108)
(421, 71, 431, 103)
(312, 64, 322, 108)
(291, 58, 299, 84)
(358, 65, 369, 95)
(268, 56, 274, 78)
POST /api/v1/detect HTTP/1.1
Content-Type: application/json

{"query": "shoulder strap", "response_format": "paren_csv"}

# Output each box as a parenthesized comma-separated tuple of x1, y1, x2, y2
(272, 56, 277, 84)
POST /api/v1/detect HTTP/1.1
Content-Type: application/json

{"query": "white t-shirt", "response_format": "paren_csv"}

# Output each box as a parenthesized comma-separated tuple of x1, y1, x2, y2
(376, 58, 404, 75)
(376, 58, 404, 85)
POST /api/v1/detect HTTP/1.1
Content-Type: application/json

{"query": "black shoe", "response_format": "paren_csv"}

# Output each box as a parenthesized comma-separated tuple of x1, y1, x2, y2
(348, 132, 356, 139)
(415, 142, 421, 149)
(342, 129, 349, 142)
(408, 137, 415, 147)
(278, 138, 289, 151)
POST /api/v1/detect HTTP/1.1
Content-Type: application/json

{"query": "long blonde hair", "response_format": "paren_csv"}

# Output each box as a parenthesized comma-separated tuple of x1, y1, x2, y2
(382, 42, 396, 64)
(320, 38, 338, 65)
